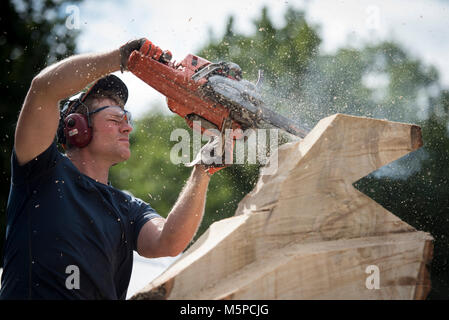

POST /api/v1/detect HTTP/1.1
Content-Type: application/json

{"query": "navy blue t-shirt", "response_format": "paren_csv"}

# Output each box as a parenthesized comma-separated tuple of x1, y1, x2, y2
(0, 142, 161, 299)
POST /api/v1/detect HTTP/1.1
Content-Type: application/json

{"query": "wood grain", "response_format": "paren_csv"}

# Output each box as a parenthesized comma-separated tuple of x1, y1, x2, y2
(131, 114, 433, 300)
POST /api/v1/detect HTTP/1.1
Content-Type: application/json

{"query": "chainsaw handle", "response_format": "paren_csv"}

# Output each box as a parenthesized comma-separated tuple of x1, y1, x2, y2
(138, 38, 172, 64)
(205, 133, 235, 176)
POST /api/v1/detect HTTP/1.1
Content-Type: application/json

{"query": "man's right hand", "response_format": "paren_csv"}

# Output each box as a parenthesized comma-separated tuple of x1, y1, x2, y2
(120, 38, 172, 72)
(119, 38, 146, 72)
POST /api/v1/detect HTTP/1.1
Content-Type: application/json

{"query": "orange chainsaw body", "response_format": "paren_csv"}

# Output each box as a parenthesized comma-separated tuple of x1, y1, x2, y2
(128, 49, 243, 136)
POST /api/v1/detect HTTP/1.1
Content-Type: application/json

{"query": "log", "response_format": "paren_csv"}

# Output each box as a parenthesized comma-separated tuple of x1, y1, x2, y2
(131, 113, 433, 300)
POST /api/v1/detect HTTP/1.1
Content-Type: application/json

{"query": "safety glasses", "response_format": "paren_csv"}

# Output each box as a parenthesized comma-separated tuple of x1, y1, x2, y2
(88, 105, 133, 128)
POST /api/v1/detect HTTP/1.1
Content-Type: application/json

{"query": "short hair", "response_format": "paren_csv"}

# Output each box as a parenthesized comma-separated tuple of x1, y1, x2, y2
(80, 90, 124, 114)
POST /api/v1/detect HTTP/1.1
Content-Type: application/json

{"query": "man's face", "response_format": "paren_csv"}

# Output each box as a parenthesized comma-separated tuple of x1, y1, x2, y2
(87, 98, 133, 164)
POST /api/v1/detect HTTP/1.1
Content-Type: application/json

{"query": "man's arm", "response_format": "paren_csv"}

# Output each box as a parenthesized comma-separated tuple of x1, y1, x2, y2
(14, 49, 122, 165)
(137, 165, 211, 258)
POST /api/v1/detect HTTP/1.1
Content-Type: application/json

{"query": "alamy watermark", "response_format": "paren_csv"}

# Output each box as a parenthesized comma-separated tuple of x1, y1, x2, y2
(365, 5, 381, 32)
(365, 265, 380, 290)
(65, 5, 80, 30)
(65, 265, 80, 290)
(170, 121, 280, 175)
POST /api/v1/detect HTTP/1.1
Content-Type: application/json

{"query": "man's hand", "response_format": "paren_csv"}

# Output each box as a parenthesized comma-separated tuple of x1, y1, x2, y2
(138, 146, 215, 258)
(119, 38, 146, 72)
(185, 135, 234, 176)
(120, 38, 172, 72)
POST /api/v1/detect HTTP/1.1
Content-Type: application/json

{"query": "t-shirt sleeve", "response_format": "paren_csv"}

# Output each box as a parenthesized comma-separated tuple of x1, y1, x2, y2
(128, 196, 163, 251)
(11, 141, 62, 186)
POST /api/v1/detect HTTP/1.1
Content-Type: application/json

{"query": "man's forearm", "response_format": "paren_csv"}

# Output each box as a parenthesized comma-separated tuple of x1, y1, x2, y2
(32, 49, 121, 101)
(14, 48, 123, 165)
(159, 165, 211, 255)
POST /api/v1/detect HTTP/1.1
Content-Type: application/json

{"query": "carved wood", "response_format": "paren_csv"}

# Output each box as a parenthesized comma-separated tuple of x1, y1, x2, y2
(131, 114, 433, 300)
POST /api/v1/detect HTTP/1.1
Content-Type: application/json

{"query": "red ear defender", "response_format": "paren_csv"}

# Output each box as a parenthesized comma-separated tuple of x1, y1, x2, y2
(63, 113, 93, 148)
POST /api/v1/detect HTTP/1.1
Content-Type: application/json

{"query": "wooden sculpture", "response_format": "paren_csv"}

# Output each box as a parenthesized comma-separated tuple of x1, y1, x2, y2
(131, 113, 433, 300)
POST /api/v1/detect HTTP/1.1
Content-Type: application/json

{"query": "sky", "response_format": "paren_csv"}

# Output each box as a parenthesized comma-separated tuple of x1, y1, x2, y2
(69, 0, 449, 119)
(53, 0, 449, 297)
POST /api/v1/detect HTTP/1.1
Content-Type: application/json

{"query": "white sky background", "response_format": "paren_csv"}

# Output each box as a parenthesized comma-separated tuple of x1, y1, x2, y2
(63, 0, 449, 298)
(70, 0, 449, 119)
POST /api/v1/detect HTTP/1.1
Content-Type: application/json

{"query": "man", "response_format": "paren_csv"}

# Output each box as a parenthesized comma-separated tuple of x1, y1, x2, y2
(0, 39, 218, 299)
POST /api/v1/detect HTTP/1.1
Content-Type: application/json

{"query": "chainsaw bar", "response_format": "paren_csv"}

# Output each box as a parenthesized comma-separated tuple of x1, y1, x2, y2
(202, 76, 310, 138)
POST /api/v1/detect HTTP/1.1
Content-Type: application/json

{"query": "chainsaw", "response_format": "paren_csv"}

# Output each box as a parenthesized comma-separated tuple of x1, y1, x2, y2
(127, 39, 309, 167)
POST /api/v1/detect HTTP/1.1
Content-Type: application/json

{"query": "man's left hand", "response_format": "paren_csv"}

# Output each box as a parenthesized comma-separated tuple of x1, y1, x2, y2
(185, 135, 234, 176)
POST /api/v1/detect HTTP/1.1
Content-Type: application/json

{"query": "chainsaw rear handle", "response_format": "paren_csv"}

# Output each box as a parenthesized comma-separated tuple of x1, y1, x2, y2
(138, 38, 172, 64)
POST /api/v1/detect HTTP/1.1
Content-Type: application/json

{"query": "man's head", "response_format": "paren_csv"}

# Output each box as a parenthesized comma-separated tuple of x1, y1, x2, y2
(58, 74, 133, 163)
